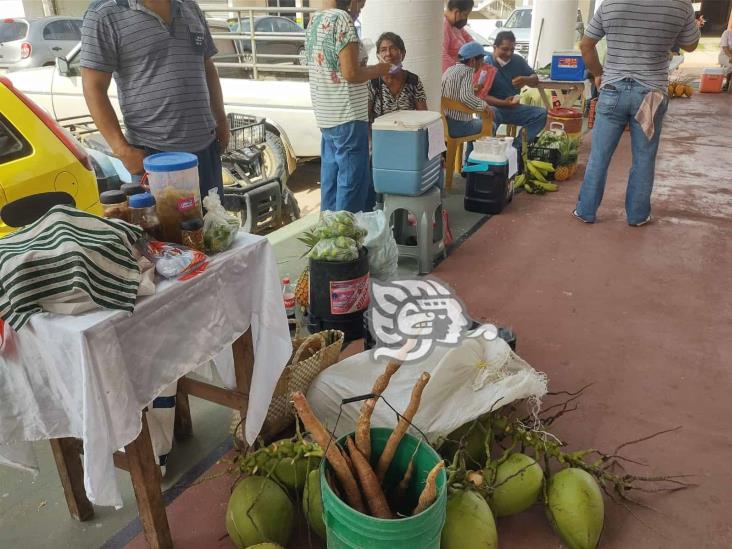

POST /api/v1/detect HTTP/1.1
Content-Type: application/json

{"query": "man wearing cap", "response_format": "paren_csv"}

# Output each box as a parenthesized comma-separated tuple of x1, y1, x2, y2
(79, 0, 227, 200)
(442, 41, 512, 157)
(484, 31, 547, 145)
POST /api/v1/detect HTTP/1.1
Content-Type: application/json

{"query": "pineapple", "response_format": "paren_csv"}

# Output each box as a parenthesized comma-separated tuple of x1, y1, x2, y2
(554, 165, 571, 182)
(295, 268, 309, 307)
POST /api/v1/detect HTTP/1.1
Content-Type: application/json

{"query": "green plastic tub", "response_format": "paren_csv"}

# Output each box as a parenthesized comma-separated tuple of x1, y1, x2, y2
(320, 428, 447, 549)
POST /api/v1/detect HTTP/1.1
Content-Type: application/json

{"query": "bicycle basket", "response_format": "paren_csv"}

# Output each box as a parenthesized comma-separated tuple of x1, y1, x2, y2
(226, 113, 266, 153)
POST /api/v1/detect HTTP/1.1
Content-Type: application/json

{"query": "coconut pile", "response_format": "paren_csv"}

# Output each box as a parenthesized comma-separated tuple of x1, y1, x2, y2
(225, 364, 691, 549)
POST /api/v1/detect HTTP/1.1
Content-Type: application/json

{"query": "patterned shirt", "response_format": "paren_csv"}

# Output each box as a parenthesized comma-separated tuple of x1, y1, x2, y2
(585, 0, 699, 92)
(368, 71, 427, 120)
(441, 64, 488, 122)
(80, 0, 218, 152)
(306, 9, 368, 129)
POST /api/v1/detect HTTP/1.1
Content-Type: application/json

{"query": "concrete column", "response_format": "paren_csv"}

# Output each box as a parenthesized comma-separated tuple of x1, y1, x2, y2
(528, 0, 579, 69)
(359, 0, 444, 111)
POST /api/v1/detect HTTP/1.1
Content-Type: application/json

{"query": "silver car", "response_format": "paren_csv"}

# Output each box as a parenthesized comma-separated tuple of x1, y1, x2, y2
(0, 16, 82, 72)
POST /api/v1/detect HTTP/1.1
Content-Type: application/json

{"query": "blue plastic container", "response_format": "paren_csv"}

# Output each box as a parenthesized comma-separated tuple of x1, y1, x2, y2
(372, 111, 445, 196)
(550, 51, 586, 81)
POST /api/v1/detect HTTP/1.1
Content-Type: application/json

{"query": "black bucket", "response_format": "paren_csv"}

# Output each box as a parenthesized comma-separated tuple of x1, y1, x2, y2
(309, 248, 370, 342)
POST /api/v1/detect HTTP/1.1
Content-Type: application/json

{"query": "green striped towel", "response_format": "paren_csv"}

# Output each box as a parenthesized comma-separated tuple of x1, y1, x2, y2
(0, 205, 144, 330)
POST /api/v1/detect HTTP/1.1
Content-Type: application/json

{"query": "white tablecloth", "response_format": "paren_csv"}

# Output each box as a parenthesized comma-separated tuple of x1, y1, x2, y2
(0, 233, 292, 508)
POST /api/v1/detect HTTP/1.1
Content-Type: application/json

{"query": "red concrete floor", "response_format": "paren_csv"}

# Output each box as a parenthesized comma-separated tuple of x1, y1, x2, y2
(125, 93, 732, 549)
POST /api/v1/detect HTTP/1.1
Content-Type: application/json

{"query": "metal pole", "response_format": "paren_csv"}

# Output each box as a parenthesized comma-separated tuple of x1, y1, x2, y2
(248, 9, 259, 80)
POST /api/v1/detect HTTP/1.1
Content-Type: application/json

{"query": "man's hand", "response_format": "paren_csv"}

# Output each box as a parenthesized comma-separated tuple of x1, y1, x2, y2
(216, 118, 230, 152)
(118, 145, 147, 175)
(594, 75, 603, 91)
(512, 76, 528, 88)
(503, 96, 520, 108)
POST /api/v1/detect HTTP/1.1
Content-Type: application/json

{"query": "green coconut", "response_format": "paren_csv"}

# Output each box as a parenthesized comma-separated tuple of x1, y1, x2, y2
(489, 453, 544, 517)
(439, 415, 491, 468)
(546, 468, 604, 549)
(269, 454, 321, 492)
(226, 476, 294, 549)
(302, 469, 326, 539)
(441, 489, 498, 549)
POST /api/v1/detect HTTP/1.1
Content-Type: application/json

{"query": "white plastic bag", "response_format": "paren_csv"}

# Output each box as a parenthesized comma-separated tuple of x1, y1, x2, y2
(355, 211, 398, 281)
(306, 334, 547, 444)
(203, 189, 240, 253)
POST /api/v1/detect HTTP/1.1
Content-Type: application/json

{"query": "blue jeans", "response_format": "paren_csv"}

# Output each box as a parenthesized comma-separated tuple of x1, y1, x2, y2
(575, 79, 668, 225)
(320, 121, 371, 213)
(446, 117, 484, 160)
(493, 104, 547, 145)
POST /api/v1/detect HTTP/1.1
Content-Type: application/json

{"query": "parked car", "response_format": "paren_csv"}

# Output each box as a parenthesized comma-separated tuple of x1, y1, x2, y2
(486, 8, 585, 59)
(0, 16, 82, 72)
(227, 16, 306, 65)
(0, 76, 101, 236)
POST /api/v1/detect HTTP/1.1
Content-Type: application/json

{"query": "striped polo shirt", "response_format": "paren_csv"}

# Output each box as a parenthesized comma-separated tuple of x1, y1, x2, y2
(441, 64, 488, 122)
(80, 0, 218, 152)
(305, 9, 368, 129)
(586, 0, 699, 92)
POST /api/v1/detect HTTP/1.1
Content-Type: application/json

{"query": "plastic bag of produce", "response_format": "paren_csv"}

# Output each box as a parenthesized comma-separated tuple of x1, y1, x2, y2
(203, 189, 240, 254)
(308, 237, 359, 262)
(138, 240, 209, 281)
(354, 211, 398, 281)
(312, 211, 368, 243)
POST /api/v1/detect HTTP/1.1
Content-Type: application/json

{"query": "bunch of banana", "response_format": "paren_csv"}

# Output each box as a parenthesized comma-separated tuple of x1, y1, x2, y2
(515, 159, 559, 194)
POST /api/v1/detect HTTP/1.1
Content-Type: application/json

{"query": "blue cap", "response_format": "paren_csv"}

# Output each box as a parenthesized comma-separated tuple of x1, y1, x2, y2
(129, 192, 155, 209)
(143, 152, 198, 173)
(458, 41, 485, 61)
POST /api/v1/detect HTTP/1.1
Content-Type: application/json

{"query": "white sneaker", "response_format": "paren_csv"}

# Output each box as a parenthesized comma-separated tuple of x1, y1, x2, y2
(572, 210, 593, 224)
(630, 215, 652, 227)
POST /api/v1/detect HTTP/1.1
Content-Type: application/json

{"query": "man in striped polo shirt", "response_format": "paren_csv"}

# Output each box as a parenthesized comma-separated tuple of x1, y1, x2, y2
(574, 0, 699, 227)
(80, 0, 227, 200)
(306, 0, 389, 213)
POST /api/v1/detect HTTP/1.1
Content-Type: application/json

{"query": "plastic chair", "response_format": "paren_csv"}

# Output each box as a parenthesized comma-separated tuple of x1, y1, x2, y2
(384, 187, 446, 275)
(440, 97, 494, 191)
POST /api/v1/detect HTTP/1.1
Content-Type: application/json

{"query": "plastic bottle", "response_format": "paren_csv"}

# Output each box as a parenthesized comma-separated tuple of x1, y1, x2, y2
(282, 277, 296, 336)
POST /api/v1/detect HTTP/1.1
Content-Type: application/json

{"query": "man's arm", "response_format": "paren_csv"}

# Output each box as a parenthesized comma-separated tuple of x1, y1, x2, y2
(580, 35, 603, 89)
(677, 5, 701, 53)
(81, 67, 145, 175)
(204, 58, 229, 151)
(724, 47, 732, 59)
(339, 43, 390, 84)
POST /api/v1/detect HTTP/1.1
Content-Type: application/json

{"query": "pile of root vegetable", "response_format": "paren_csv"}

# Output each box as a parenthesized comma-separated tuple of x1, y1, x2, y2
(225, 367, 693, 549)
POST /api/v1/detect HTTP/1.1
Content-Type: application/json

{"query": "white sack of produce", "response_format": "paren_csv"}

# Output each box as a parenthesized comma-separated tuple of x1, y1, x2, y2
(355, 211, 399, 281)
(307, 332, 547, 442)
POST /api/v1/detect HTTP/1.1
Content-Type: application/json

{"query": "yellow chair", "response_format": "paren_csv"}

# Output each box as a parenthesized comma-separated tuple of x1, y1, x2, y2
(440, 97, 494, 191)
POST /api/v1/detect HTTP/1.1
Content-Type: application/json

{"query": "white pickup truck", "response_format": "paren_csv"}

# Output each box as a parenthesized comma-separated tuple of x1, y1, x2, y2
(4, 19, 320, 181)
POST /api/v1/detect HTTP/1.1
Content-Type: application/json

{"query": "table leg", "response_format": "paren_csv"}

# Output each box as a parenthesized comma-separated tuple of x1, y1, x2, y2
(125, 412, 173, 549)
(538, 87, 553, 110)
(50, 438, 94, 521)
(173, 380, 193, 441)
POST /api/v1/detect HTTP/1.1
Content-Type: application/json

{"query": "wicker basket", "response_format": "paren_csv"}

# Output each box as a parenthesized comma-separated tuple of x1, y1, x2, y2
(231, 330, 344, 445)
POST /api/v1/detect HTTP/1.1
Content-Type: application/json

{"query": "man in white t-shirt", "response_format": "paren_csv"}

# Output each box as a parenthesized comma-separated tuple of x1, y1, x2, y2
(720, 28, 732, 91)
(306, 0, 389, 213)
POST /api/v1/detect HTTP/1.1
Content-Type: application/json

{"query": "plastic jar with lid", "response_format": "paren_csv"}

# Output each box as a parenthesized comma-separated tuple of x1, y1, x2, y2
(180, 218, 205, 252)
(99, 190, 129, 221)
(129, 192, 163, 241)
(120, 183, 146, 197)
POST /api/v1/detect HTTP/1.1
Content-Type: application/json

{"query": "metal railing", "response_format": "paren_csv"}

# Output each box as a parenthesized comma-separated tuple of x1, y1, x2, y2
(201, 5, 317, 79)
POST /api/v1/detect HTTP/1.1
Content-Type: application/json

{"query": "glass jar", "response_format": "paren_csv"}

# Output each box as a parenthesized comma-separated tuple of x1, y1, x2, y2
(129, 192, 163, 241)
(180, 218, 205, 252)
(99, 190, 129, 222)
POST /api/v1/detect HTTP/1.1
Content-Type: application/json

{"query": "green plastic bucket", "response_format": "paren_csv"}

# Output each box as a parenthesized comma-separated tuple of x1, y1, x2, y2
(320, 427, 447, 549)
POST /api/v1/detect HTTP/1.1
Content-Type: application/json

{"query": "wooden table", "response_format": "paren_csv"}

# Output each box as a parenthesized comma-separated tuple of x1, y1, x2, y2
(536, 80, 587, 110)
(50, 330, 255, 549)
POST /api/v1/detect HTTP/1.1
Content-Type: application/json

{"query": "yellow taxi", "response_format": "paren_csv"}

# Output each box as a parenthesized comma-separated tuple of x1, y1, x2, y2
(0, 76, 101, 236)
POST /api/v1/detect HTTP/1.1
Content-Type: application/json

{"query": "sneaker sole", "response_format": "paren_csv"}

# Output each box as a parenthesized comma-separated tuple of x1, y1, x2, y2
(572, 210, 593, 224)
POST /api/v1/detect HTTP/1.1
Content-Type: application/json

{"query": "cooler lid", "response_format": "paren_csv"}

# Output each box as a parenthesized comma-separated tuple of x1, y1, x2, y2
(552, 50, 582, 56)
(548, 107, 582, 119)
(703, 67, 725, 75)
(372, 110, 443, 131)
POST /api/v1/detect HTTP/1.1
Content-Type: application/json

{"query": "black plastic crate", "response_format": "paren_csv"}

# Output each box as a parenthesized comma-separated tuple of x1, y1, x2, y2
(226, 113, 266, 153)
(528, 145, 561, 166)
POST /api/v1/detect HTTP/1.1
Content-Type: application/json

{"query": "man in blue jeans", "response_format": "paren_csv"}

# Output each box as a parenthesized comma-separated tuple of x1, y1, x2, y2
(306, 1, 389, 213)
(574, 0, 699, 226)
(484, 31, 547, 146)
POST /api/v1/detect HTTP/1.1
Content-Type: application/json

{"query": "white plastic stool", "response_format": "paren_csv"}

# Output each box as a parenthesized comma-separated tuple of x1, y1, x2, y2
(383, 187, 446, 275)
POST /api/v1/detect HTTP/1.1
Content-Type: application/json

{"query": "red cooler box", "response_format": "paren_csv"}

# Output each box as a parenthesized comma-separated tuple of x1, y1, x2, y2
(700, 68, 724, 93)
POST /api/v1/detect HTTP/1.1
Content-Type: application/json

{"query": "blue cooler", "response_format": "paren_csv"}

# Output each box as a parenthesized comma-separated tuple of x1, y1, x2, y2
(551, 51, 586, 81)
(372, 111, 444, 196)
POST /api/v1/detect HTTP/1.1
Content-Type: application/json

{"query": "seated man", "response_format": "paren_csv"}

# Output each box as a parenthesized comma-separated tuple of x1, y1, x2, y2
(485, 31, 547, 144)
(442, 41, 511, 158)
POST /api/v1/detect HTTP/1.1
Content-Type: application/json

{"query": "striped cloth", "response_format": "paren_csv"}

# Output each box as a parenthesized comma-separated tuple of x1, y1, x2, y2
(585, 0, 700, 92)
(80, 0, 218, 152)
(0, 206, 144, 331)
(305, 9, 368, 129)
(441, 63, 488, 122)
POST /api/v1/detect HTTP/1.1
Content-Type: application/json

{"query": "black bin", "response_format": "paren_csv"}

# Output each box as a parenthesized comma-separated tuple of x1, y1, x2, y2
(309, 248, 370, 343)
(465, 165, 514, 215)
